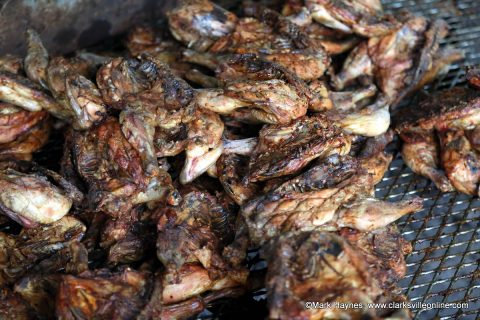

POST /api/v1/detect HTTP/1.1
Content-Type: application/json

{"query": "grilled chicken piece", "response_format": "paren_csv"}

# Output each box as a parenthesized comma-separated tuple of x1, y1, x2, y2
(69, 117, 178, 216)
(0, 216, 85, 286)
(439, 130, 480, 195)
(196, 78, 309, 124)
(0, 104, 48, 144)
(0, 71, 63, 116)
(341, 226, 412, 290)
(138, 271, 245, 320)
(167, 0, 238, 52)
(333, 17, 462, 106)
(466, 126, 480, 152)
(56, 268, 152, 319)
(304, 0, 397, 37)
(243, 153, 400, 246)
(156, 190, 245, 276)
(24, 29, 49, 89)
(0, 55, 23, 74)
(13, 274, 61, 319)
(400, 130, 454, 192)
(0, 288, 35, 320)
(217, 153, 260, 205)
(263, 230, 409, 320)
(248, 115, 351, 181)
(0, 163, 84, 227)
(0, 118, 50, 161)
(329, 95, 391, 137)
(208, 3, 329, 80)
(333, 197, 423, 231)
(180, 109, 224, 184)
(467, 66, 480, 90)
(396, 87, 480, 132)
(300, 22, 360, 55)
(63, 74, 107, 130)
(96, 55, 193, 110)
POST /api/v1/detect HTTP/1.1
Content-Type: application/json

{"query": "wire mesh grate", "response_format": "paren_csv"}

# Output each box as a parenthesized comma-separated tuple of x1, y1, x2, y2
(200, 1, 480, 319)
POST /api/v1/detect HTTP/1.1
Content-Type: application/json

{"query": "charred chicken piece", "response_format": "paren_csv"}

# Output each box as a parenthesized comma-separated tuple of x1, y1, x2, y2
(395, 87, 480, 132)
(167, 0, 238, 52)
(56, 268, 151, 319)
(333, 17, 462, 106)
(24, 29, 49, 89)
(341, 226, 413, 290)
(0, 216, 85, 286)
(248, 115, 351, 181)
(69, 117, 178, 216)
(400, 130, 454, 192)
(157, 190, 240, 273)
(0, 288, 35, 320)
(217, 153, 260, 205)
(0, 104, 48, 144)
(209, 3, 329, 80)
(304, 0, 397, 37)
(13, 274, 61, 319)
(439, 130, 480, 195)
(0, 71, 63, 116)
(263, 230, 409, 320)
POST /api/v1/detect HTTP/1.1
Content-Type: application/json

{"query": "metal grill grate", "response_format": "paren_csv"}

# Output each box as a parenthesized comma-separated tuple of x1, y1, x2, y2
(380, 1, 480, 319)
(200, 1, 480, 319)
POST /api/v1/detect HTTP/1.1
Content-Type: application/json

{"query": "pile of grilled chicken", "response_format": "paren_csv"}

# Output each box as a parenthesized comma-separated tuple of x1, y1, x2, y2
(0, 0, 464, 319)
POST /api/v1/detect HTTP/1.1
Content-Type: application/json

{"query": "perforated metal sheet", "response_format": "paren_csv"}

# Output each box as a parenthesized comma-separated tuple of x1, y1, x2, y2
(200, 1, 480, 319)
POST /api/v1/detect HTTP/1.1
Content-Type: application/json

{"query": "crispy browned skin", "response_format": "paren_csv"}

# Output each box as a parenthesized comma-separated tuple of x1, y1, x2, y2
(156, 190, 247, 286)
(341, 226, 412, 290)
(439, 130, 480, 195)
(0, 216, 85, 286)
(56, 269, 152, 320)
(70, 117, 178, 216)
(248, 115, 351, 181)
(0, 54, 23, 74)
(217, 153, 260, 205)
(263, 230, 410, 320)
(207, 3, 329, 80)
(396, 87, 480, 132)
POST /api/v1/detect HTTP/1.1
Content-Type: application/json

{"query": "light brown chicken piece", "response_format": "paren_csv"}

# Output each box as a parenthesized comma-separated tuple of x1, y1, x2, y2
(304, 0, 397, 37)
(400, 130, 454, 192)
(24, 29, 49, 89)
(167, 0, 238, 52)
